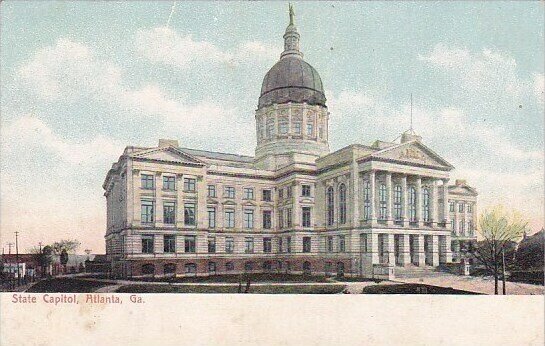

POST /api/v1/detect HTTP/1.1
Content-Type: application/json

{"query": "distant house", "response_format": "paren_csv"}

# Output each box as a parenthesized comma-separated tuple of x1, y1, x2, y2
(1, 254, 41, 278)
(515, 229, 544, 270)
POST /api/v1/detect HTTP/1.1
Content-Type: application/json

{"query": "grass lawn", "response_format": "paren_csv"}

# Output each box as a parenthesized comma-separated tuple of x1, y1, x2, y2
(27, 278, 116, 293)
(110, 273, 332, 284)
(361, 283, 480, 295)
(116, 283, 347, 294)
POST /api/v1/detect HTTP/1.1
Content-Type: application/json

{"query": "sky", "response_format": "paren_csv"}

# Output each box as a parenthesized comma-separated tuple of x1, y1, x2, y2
(0, 1, 543, 254)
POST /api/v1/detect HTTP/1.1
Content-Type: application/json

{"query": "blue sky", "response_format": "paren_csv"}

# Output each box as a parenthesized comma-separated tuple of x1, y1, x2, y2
(1, 1, 543, 253)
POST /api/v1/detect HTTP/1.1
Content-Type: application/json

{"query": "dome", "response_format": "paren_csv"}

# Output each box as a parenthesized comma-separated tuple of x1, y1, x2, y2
(258, 56, 326, 108)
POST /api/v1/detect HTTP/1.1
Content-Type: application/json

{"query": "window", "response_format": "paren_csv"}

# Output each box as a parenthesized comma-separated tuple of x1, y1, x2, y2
(278, 209, 284, 229)
(394, 185, 402, 221)
(326, 186, 335, 226)
(409, 186, 417, 222)
(467, 204, 473, 213)
(142, 264, 155, 275)
(244, 262, 254, 272)
(262, 189, 272, 202)
(243, 209, 254, 229)
(142, 235, 154, 254)
(293, 121, 302, 134)
(244, 237, 254, 253)
(302, 184, 311, 197)
(263, 261, 272, 271)
(164, 263, 176, 275)
(303, 237, 311, 253)
(379, 184, 387, 220)
(141, 174, 154, 189)
(225, 210, 235, 228)
(225, 186, 235, 199)
(363, 181, 371, 220)
(302, 207, 312, 227)
(339, 184, 347, 225)
(339, 235, 346, 252)
(184, 203, 196, 226)
(306, 123, 314, 136)
(325, 262, 332, 275)
(360, 234, 368, 253)
(266, 122, 275, 138)
(225, 237, 234, 253)
(207, 185, 216, 197)
(278, 237, 283, 253)
(208, 237, 216, 253)
(459, 220, 465, 235)
(243, 187, 254, 200)
(163, 202, 176, 224)
(468, 221, 473, 235)
(208, 262, 216, 273)
(141, 200, 154, 224)
(279, 121, 288, 134)
(164, 235, 175, 253)
(163, 176, 176, 190)
(286, 236, 292, 253)
(423, 188, 431, 222)
(459, 203, 465, 213)
(207, 207, 216, 228)
(286, 208, 292, 227)
(225, 262, 234, 271)
(303, 261, 311, 274)
(327, 236, 333, 252)
(185, 263, 196, 274)
(319, 126, 324, 138)
(184, 236, 196, 253)
(449, 202, 455, 212)
(451, 220, 455, 231)
(263, 237, 272, 253)
(286, 186, 292, 198)
(278, 188, 284, 199)
(262, 210, 272, 229)
(183, 178, 196, 192)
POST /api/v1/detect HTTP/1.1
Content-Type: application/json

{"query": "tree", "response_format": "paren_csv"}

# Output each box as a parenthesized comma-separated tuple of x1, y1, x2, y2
(51, 240, 81, 255)
(471, 206, 528, 294)
(29, 245, 53, 277)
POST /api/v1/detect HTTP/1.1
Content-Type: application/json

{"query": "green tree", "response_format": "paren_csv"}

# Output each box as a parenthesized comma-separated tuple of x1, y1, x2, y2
(51, 239, 81, 255)
(471, 206, 528, 294)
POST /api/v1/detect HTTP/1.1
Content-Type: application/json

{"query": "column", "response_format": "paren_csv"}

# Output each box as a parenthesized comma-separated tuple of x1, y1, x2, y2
(369, 233, 380, 264)
(454, 201, 459, 236)
(431, 235, 439, 266)
(401, 176, 408, 227)
(385, 173, 393, 225)
(431, 179, 438, 226)
(369, 171, 376, 225)
(351, 159, 360, 225)
(440, 234, 452, 263)
(415, 176, 423, 227)
(452, 240, 460, 262)
(399, 234, 411, 265)
(386, 234, 395, 264)
(414, 234, 425, 266)
(442, 179, 450, 227)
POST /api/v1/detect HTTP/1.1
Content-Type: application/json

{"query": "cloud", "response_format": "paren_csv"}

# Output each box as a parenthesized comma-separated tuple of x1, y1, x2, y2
(135, 27, 279, 68)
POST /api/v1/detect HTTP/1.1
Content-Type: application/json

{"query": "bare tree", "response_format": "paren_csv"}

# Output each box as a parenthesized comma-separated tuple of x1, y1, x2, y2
(471, 206, 528, 294)
(51, 240, 81, 255)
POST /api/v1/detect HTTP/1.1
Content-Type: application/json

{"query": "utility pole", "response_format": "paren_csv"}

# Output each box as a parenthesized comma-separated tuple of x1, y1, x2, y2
(7, 242, 13, 255)
(39, 242, 42, 253)
(15, 231, 20, 285)
(502, 247, 507, 295)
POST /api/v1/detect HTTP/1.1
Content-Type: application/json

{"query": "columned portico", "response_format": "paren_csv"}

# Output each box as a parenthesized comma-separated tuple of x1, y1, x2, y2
(398, 234, 411, 265)
(401, 176, 408, 227)
(413, 234, 425, 266)
(415, 177, 423, 227)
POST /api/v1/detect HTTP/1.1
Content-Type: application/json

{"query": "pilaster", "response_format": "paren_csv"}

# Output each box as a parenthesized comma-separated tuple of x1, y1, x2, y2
(414, 234, 425, 266)
(399, 234, 411, 265)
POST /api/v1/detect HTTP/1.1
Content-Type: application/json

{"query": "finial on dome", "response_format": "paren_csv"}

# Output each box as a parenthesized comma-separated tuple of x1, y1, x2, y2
(289, 3, 295, 25)
(281, 4, 303, 59)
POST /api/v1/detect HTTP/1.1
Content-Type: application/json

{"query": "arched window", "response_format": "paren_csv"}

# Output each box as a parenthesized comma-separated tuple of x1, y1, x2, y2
(339, 184, 347, 224)
(408, 186, 417, 222)
(394, 185, 402, 221)
(303, 261, 311, 275)
(263, 261, 272, 271)
(225, 262, 234, 271)
(164, 263, 176, 276)
(363, 181, 371, 221)
(184, 263, 197, 275)
(326, 186, 335, 226)
(142, 264, 155, 275)
(379, 184, 387, 220)
(423, 188, 430, 222)
(244, 262, 254, 272)
(208, 262, 216, 274)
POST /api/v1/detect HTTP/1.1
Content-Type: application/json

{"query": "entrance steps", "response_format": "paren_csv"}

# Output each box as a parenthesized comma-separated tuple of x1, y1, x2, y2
(395, 265, 449, 279)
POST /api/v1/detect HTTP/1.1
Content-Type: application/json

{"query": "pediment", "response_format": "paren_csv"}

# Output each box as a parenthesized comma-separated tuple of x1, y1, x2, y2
(372, 141, 453, 169)
(132, 147, 205, 166)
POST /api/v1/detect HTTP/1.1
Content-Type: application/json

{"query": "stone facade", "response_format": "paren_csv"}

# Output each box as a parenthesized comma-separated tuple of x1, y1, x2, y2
(103, 11, 477, 278)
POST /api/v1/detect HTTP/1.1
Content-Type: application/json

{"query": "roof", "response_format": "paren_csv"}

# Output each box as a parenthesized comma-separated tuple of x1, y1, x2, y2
(179, 147, 255, 164)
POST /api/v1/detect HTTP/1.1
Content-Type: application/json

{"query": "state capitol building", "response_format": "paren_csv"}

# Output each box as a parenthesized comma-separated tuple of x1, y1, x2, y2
(103, 9, 477, 278)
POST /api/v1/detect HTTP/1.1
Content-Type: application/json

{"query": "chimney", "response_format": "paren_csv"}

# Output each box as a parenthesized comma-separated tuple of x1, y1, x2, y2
(158, 139, 179, 148)
(455, 179, 467, 186)
(401, 131, 422, 144)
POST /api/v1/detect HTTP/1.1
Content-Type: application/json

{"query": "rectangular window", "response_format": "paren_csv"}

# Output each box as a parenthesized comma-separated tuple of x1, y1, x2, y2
(225, 210, 235, 228)
(279, 121, 288, 134)
(243, 187, 254, 200)
(451, 220, 455, 231)
(262, 210, 272, 229)
(262, 189, 272, 202)
(225, 186, 235, 199)
(467, 204, 473, 213)
(225, 237, 234, 253)
(286, 186, 292, 198)
(142, 235, 154, 254)
(207, 207, 216, 228)
(360, 234, 368, 253)
(302, 207, 311, 227)
(183, 178, 196, 192)
(286, 236, 292, 253)
(245, 237, 254, 253)
(286, 208, 292, 227)
(141, 174, 154, 189)
(163, 176, 176, 191)
(208, 237, 216, 253)
(339, 235, 346, 252)
(184, 236, 196, 253)
(141, 200, 154, 224)
(266, 122, 275, 138)
(459, 203, 465, 213)
(278, 188, 284, 199)
(301, 184, 311, 197)
(306, 123, 314, 136)
(243, 209, 254, 229)
(207, 185, 216, 197)
(303, 237, 311, 253)
(278, 209, 284, 229)
(163, 202, 176, 224)
(449, 202, 455, 212)
(263, 237, 272, 253)
(278, 237, 283, 253)
(164, 235, 175, 253)
(293, 121, 302, 134)
(184, 203, 196, 226)
(327, 236, 333, 252)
